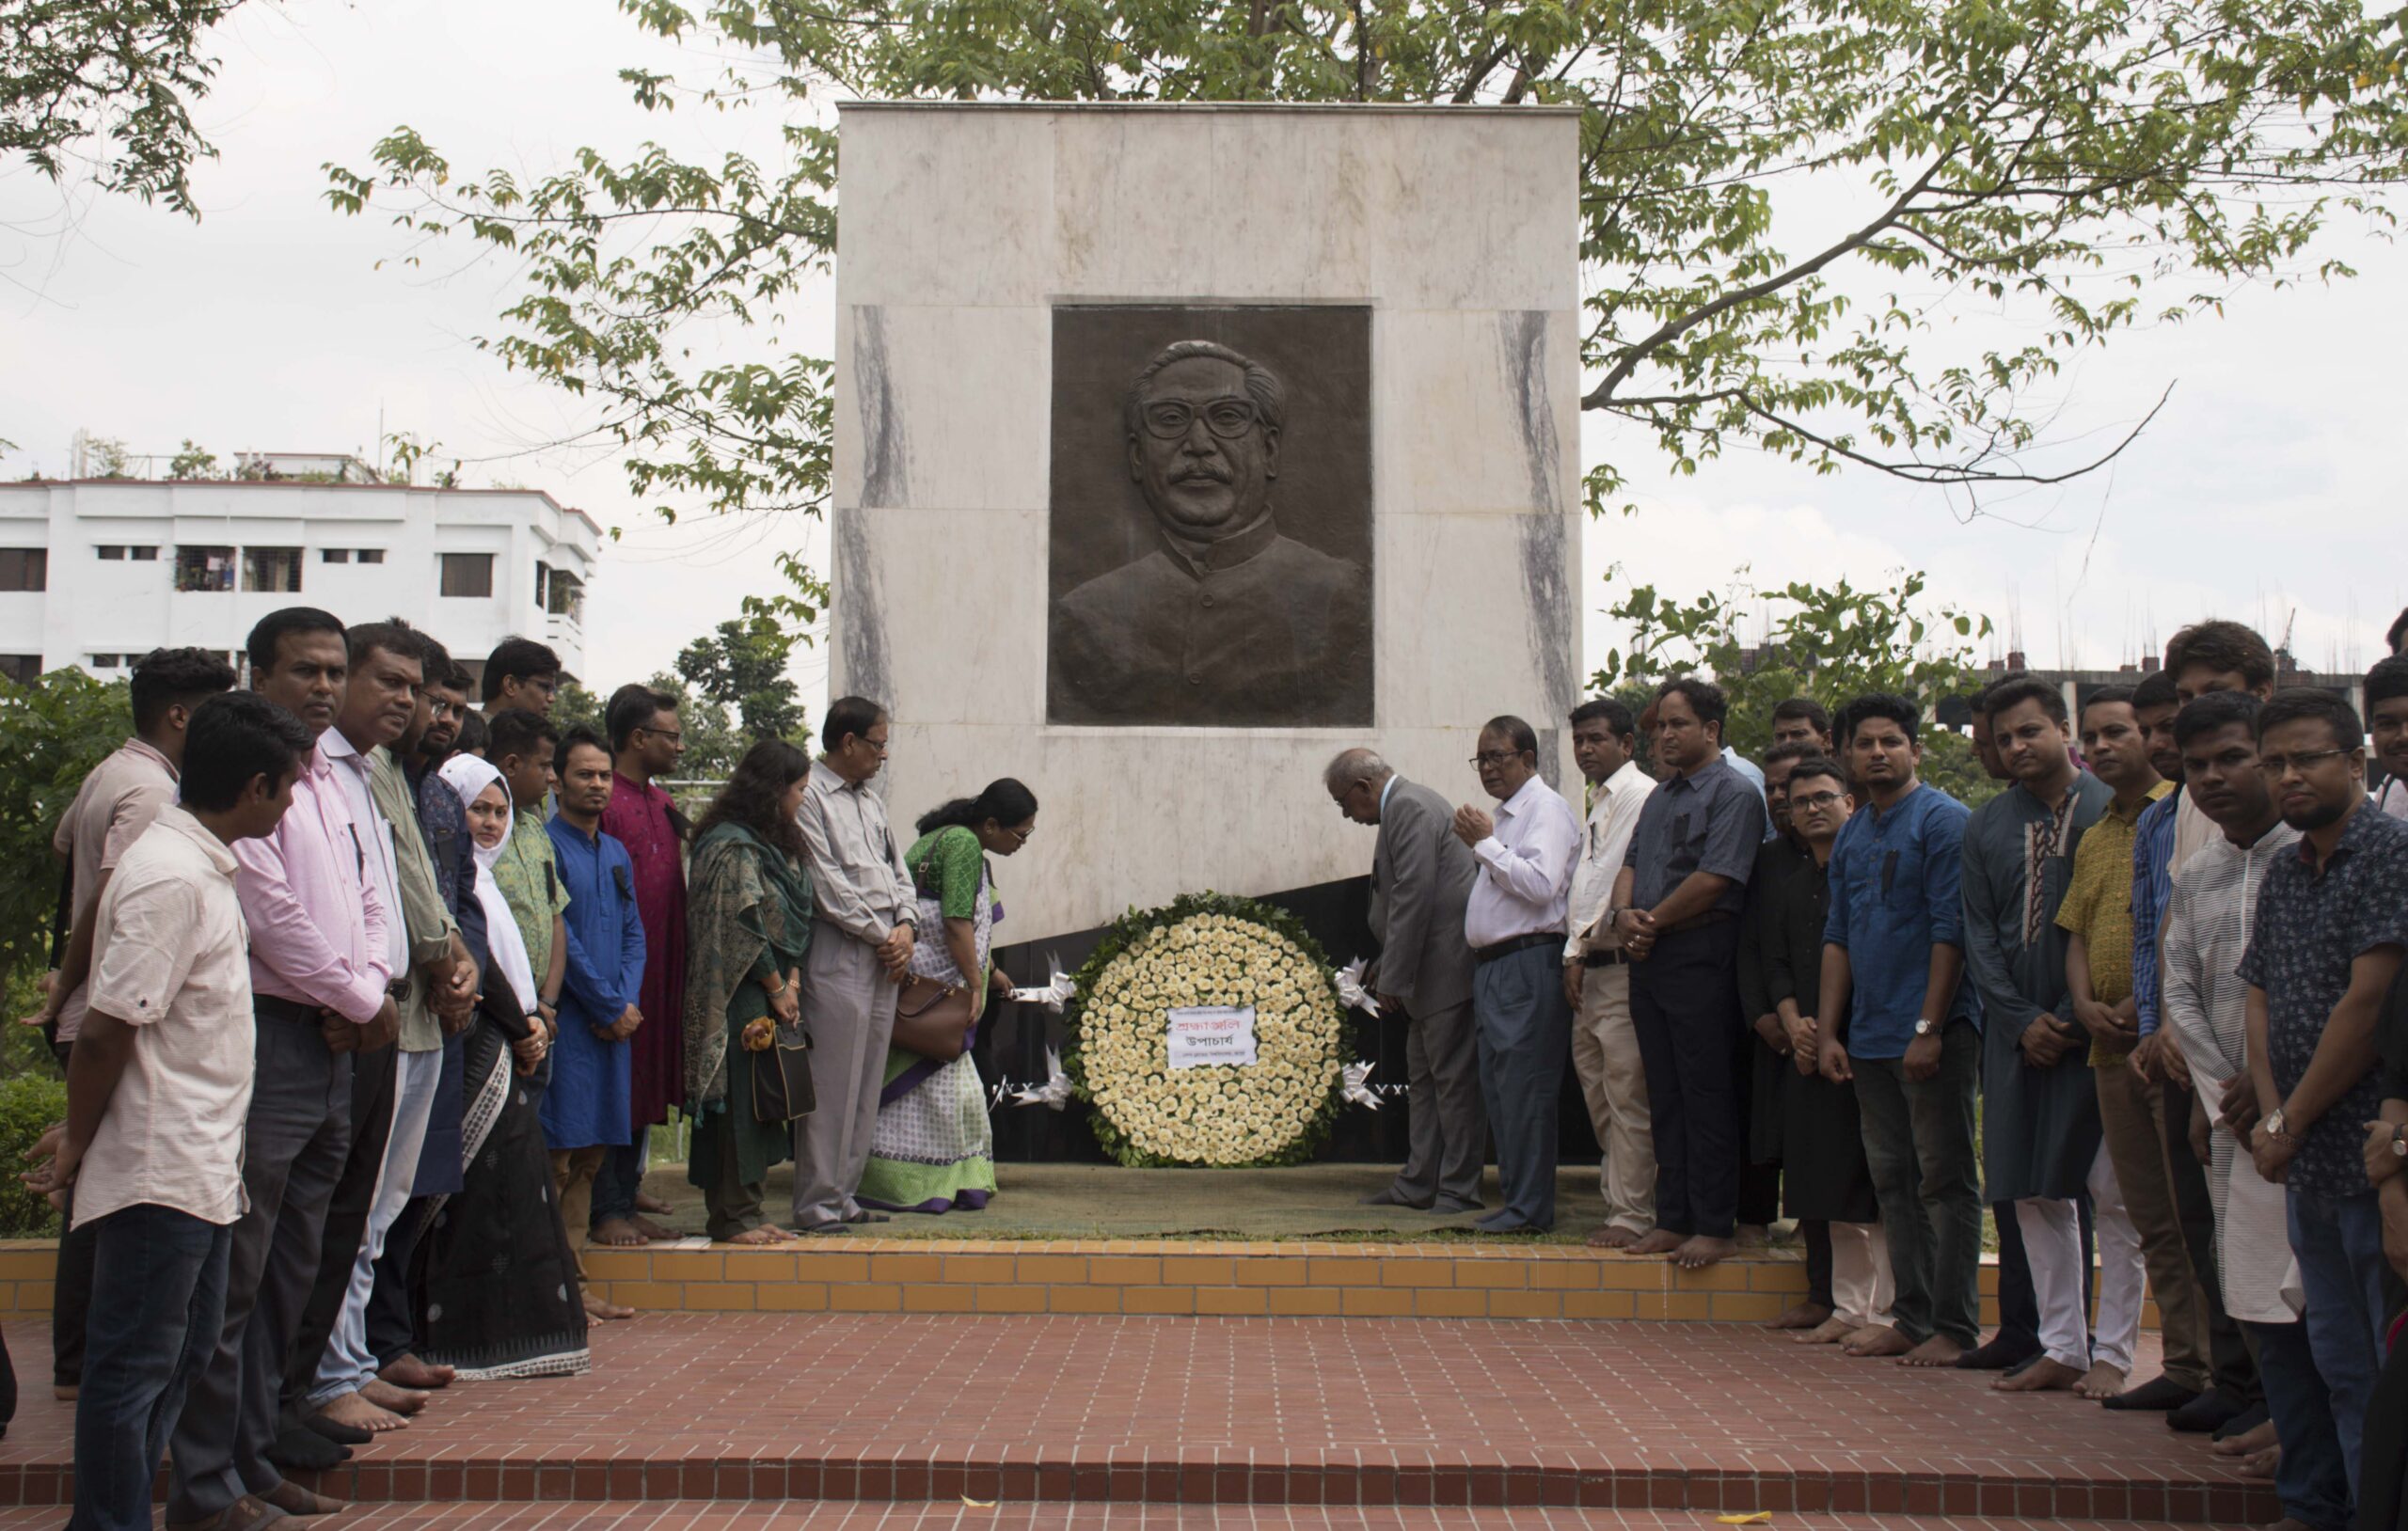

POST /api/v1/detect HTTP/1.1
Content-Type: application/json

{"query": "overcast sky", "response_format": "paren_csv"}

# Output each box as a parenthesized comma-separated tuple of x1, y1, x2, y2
(5, 0, 2400, 723)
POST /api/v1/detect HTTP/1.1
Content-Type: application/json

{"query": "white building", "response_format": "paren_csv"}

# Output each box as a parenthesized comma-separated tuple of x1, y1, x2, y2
(0, 461, 601, 687)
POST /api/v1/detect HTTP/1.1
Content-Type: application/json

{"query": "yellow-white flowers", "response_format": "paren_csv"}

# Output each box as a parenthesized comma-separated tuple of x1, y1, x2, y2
(1078, 911, 1344, 1165)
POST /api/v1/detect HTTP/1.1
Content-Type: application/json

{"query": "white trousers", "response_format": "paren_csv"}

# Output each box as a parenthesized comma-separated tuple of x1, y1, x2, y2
(1830, 1221, 1895, 1329)
(2014, 1141, 2146, 1372)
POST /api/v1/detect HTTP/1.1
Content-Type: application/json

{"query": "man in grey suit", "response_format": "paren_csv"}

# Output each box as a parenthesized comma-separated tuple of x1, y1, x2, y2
(1327, 748, 1486, 1212)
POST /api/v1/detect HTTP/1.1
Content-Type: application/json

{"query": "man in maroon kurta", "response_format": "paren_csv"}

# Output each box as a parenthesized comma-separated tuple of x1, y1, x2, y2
(594, 685, 691, 1242)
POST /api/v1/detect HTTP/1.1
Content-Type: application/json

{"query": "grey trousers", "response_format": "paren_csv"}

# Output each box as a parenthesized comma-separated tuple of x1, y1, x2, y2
(166, 1008, 352, 1520)
(791, 933, 897, 1229)
(1470, 944, 1571, 1230)
(1388, 997, 1486, 1206)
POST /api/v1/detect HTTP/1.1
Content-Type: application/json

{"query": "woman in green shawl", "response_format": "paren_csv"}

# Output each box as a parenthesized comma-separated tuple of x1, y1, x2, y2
(683, 740, 816, 1243)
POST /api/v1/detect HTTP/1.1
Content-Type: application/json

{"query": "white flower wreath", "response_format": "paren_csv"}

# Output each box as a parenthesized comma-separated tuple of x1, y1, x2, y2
(1067, 896, 1347, 1168)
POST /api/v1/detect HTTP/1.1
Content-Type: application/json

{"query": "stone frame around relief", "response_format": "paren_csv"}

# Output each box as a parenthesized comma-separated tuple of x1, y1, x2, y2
(1044, 303, 1374, 729)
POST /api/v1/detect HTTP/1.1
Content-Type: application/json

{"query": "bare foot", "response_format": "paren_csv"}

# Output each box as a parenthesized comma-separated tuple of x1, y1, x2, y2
(726, 1225, 793, 1245)
(1846, 1324, 1915, 1357)
(2238, 1446, 2280, 1480)
(1674, 1234, 1736, 1270)
(2215, 1421, 2281, 1457)
(1900, 1334, 1965, 1367)
(1994, 1358, 2084, 1392)
(1795, 1316, 1855, 1345)
(583, 1290, 636, 1321)
(1764, 1301, 1833, 1331)
(1627, 1228, 1685, 1255)
(589, 1216, 649, 1248)
(1735, 1223, 1770, 1249)
(315, 1390, 408, 1434)
(359, 1378, 428, 1414)
(1586, 1225, 1640, 1250)
(2074, 1363, 2129, 1400)
(634, 1190, 675, 1217)
(629, 1214, 680, 1241)
(377, 1353, 454, 1390)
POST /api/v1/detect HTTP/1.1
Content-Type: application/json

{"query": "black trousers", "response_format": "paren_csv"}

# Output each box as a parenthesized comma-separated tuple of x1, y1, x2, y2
(280, 1041, 398, 1415)
(1628, 920, 1745, 1239)
(365, 1199, 427, 1370)
(47, 1039, 95, 1392)
(1803, 1220, 1834, 1308)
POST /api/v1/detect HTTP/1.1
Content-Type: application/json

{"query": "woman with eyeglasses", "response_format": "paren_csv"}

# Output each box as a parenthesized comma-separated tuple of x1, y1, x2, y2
(857, 779, 1039, 1214)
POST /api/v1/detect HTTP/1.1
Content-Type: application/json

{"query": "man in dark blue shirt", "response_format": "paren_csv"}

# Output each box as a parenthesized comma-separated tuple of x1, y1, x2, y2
(1817, 693, 1979, 1367)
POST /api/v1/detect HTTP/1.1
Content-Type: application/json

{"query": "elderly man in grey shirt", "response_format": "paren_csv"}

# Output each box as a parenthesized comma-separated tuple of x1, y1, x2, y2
(792, 696, 918, 1232)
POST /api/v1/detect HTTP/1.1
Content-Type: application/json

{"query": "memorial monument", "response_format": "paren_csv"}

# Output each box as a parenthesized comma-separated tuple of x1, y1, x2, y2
(832, 102, 1580, 955)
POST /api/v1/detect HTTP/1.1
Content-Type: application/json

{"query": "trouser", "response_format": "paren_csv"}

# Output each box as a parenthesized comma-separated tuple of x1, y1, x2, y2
(1627, 921, 1743, 1239)
(2018, 1142, 2146, 1372)
(2096, 1055, 2214, 1391)
(1470, 943, 1570, 1228)
(1389, 995, 1486, 1207)
(2244, 1317, 2353, 1531)
(592, 1137, 645, 1226)
(48, 1039, 94, 1392)
(281, 1037, 398, 1419)
(308, 1047, 440, 1408)
(2164, 1079, 2261, 1405)
(1830, 1222, 1894, 1330)
(166, 1007, 351, 1521)
(791, 933, 899, 1230)
(1804, 1220, 1833, 1307)
(698, 1110, 767, 1242)
(1735, 1044, 1782, 1229)
(1570, 961, 1653, 1233)
(2286, 1186, 2390, 1494)
(550, 1147, 608, 1288)
(365, 1198, 426, 1371)
(1850, 1022, 1983, 1347)
(71, 1206, 232, 1531)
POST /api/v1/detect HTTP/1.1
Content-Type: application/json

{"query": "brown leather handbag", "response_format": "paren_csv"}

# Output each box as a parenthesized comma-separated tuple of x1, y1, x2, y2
(892, 977, 977, 1061)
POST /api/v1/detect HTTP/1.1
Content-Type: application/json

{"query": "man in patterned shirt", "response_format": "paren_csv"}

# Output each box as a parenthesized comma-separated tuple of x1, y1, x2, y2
(2240, 687, 2408, 1498)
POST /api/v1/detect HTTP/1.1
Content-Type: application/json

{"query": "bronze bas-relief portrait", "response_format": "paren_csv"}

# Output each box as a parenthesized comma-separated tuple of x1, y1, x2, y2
(1048, 307, 1372, 727)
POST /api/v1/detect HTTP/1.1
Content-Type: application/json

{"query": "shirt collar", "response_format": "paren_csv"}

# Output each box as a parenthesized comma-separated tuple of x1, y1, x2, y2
(2104, 780, 2175, 825)
(612, 770, 666, 806)
(2296, 797, 2382, 869)
(1667, 754, 1732, 794)
(157, 803, 239, 877)
(1157, 512, 1280, 579)
(120, 734, 179, 781)
(1379, 775, 1399, 815)
(1495, 774, 1545, 821)
(1865, 781, 1925, 822)
(318, 728, 370, 772)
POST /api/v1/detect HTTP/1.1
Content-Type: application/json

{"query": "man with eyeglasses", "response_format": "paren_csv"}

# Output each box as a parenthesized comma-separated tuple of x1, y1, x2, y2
(594, 685, 692, 1248)
(792, 696, 918, 1234)
(1609, 677, 1768, 1269)
(1049, 339, 1370, 727)
(2237, 688, 2408, 1499)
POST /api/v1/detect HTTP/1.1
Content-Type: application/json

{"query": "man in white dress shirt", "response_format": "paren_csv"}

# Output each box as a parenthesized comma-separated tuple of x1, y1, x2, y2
(1560, 698, 1659, 1246)
(1454, 715, 1581, 1233)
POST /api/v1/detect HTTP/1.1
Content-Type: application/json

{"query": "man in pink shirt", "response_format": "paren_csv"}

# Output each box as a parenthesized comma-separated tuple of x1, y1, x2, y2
(167, 608, 395, 1531)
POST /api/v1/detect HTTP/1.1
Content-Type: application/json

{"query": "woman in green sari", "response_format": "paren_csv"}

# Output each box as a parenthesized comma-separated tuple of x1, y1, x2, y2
(683, 740, 816, 1244)
(859, 779, 1039, 1213)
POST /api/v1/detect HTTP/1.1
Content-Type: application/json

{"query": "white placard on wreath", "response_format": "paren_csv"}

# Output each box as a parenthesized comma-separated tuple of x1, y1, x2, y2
(1166, 1005, 1258, 1069)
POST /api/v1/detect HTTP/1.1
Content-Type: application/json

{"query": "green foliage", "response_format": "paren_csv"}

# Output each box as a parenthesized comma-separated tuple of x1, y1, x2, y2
(0, 1072, 67, 1237)
(3, 1, 246, 217)
(1594, 566, 2001, 806)
(167, 439, 218, 480)
(557, 670, 750, 786)
(1063, 892, 1346, 1170)
(325, 0, 2407, 592)
(675, 617, 806, 747)
(0, 670, 133, 1001)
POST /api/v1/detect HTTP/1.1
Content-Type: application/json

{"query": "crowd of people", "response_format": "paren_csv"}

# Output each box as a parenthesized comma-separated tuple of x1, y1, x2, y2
(1328, 615, 2408, 1531)
(6, 609, 1034, 1531)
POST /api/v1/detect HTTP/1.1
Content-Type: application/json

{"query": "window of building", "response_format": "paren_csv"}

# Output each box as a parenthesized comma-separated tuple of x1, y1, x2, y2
(176, 545, 235, 592)
(321, 548, 351, 564)
(440, 552, 495, 599)
(243, 546, 304, 593)
(357, 548, 386, 564)
(97, 545, 126, 560)
(545, 568, 584, 619)
(0, 655, 40, 686)
(131, 545, 158, 560)
(90, 654, 123, 670)
(534, 561, 551, 608)
(0, 548, 46, 591)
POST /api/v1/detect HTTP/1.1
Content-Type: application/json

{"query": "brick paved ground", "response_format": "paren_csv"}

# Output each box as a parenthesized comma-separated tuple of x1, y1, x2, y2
(0, 1315, 2267, 1522)
(0, 1507, 2253, 1530)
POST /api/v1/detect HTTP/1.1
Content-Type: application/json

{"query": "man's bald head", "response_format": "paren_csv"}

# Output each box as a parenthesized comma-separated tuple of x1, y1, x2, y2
(1324, 747, 1394, 826)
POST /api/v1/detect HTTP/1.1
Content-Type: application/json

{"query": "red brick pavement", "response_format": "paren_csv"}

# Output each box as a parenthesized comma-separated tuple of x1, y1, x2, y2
(0, 1316, 2272, 1522)
(0, 1509, 2253, 1530)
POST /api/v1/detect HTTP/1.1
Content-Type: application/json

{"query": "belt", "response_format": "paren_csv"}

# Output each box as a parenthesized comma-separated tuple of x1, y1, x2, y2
(1582, 949, 1630, 969)
(255, 994, 324, 1026)
(1473, 932, 1560, 966)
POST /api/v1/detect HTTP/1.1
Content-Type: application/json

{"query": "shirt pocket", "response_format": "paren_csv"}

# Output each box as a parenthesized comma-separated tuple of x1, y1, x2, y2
(1881, 841, 1929, 917)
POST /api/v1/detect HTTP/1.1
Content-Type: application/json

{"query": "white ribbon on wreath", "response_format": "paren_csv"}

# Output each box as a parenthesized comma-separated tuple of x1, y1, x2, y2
(1333, 957, 1381, 1017)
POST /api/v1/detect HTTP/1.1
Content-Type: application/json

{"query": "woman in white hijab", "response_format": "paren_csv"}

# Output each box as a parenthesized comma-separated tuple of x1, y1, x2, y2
(405, 756, 590, 1380)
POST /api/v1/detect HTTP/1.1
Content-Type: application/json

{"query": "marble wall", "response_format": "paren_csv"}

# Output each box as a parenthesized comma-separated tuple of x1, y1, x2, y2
(833, 103, 1582, 944)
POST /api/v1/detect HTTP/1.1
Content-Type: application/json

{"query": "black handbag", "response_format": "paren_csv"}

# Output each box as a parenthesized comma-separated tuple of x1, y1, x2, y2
(750, 1021, 816, 1124)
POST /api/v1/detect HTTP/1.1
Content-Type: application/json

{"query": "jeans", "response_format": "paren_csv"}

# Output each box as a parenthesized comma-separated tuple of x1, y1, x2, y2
(309, 1047, 441, 1407)
(2286, 1186, 2390, 1494)
(71, 1205, 232, 1531)
(2244, 1318, 2353, 1531)
(1850, 1019, 1983, 1347)
(591, 1138, 644, 1227)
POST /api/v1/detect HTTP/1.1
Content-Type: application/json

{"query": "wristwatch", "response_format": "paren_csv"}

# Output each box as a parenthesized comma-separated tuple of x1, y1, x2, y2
(1912, 1018, 1938, 1038)
(2264, 1108, 2291, 1143)
(2391, 1124, 2406, 1158)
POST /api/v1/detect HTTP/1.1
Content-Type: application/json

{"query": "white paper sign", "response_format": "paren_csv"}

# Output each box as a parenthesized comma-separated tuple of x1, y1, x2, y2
(1165, 1005, 1258, 1069)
